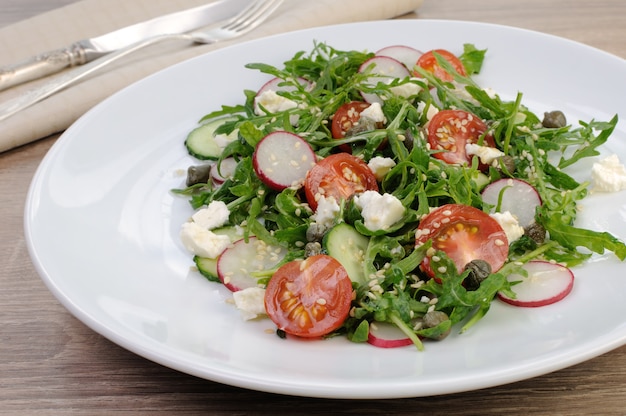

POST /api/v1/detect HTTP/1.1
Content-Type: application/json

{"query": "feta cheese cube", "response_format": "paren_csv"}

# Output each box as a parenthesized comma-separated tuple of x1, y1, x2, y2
(465, 143, 505, 165)
(417, 101, 439, 121)
(254, 89, 298, 115)
(232, 287, 267, 321)
(591, 154, 626, 193)
(489, 211, 524, 243)
(389, 79, 422, 99)
(180, 222, 231, 258)
(359, 102, 385, 123)
(191, 200, 230, 230)
(368, 156, 396, 181)
(354, 191, 405, 231)
(311, 195, 340, 228)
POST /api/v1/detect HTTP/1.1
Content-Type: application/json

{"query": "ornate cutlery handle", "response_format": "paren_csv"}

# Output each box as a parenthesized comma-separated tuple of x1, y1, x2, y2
(0, 43, 89, 91)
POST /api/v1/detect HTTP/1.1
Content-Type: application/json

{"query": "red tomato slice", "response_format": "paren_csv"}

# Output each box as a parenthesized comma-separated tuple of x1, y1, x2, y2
(331, 101, 372, 139)
(427, 109, 495, 167)
(304, 153, 378, 211)
(414, 49, 467, 81)
(264, 254, 353, 338)
(415, 204, 508, 278)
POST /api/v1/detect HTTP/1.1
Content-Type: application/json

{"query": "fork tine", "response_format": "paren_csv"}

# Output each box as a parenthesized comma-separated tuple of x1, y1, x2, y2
(222, 0, 284, 34)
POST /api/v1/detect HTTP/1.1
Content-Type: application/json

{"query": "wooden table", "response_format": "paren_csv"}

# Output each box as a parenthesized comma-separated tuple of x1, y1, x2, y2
(2, 1, 625, 414)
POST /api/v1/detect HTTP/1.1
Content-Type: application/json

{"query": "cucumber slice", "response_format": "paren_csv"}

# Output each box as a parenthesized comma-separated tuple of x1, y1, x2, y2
(185, 117, 237, 160)
(194, 255, 220, 282)
(193, 226, 246, 281)
(323, 223, 370, 284)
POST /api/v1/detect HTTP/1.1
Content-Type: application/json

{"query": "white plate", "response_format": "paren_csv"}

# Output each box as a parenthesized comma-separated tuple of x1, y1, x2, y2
(25, 20, 626, 399)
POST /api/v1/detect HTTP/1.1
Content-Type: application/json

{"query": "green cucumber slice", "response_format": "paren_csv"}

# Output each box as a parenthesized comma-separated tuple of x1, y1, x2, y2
(323, 223, 370, 284)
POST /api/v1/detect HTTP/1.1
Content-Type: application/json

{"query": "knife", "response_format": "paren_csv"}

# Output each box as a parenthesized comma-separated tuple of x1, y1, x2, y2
(0, 0, 249, 92)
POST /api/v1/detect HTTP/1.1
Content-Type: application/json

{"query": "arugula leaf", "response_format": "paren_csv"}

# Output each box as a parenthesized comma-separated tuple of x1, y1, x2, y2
(542, 213, 626, 261)
(459, 43, 487, 75)
(558, 116, 618, 169)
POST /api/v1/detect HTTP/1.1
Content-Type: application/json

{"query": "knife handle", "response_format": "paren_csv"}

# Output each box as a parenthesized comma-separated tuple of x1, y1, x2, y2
(0, 43, 89, 92)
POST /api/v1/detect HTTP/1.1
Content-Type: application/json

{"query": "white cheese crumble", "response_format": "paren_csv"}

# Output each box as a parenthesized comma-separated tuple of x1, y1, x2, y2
(311, 195, 341, 228)
(368, 156, 396, 181)
(489, 211, 524, 243)
(232, 287, 267, 321)
(191, 200, 230, 230)
(389, 79, 422, 99)
(359, 102, 385, 123)
(180, 222, 231, 258)
(465, 143, 505, 165)
(354, 191, 405, 231)
(591, 154, 626, 193)
(416, 101, 439, 121)
(254, 89, 298, 115)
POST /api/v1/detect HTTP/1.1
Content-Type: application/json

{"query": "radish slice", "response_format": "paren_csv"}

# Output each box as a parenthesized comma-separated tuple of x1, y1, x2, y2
(367, 321, 413, 348)
(376, 45, 423, 71)
(358, 56, 411, 104)
(256, 76, 310, 96)
(482, 178, 542, 228)
(210, 157, 238, 185)
(217, 236, 288, 292)
(253, 131, 317, 191)
(497, 260, 574, 307)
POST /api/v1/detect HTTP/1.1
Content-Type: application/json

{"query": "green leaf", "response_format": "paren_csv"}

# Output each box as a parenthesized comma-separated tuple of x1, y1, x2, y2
(558, 115, 618, 169)
(542, 214, 626, 261)
(459, 43, 487, 75)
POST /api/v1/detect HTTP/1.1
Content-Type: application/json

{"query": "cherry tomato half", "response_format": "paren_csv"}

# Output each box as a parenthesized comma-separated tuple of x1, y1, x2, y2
(304, 153, 379, 211)
(415, 204, 508, 278)
(414, 49, 467, 82)
(264, 254, 353, 338)
(427, 109, 496, 167)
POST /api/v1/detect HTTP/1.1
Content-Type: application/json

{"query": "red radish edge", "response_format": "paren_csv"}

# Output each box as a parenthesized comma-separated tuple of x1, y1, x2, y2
(375, 45, 423, 71)
(367, 321, 413, 348)
(210, 157, 238, 185)
(256, 76, 311, 97)
(217, 236, 288, 292)
(253, 131, 317, 191)
(497, 260, 574, 307)
(482, 178, 542, 228)
(358, 56, 411, 104)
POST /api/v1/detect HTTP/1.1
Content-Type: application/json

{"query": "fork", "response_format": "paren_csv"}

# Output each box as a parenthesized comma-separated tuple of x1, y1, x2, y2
(0, 0, 284, 122)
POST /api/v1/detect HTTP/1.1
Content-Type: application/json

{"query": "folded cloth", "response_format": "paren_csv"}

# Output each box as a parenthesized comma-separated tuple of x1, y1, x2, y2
(0, 0, 423, 153)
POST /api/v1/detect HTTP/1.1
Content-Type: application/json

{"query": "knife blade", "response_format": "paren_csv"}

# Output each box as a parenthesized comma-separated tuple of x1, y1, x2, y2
(0, 0, 249, 91)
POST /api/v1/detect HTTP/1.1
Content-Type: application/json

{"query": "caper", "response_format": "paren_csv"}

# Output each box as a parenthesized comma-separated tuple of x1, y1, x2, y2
(403, 128, 416, 152)
(306, 223, 327, 242)
(525, 222, 546, 244)
(422, 310, 451, 340)
(464, 259, 492, 291)
(495, 155, 516, 176)
(185, 164, 212, 186)
(542, 110, 567, 128)
(345, 117, 378, 137)
(304, 242, 322, 258)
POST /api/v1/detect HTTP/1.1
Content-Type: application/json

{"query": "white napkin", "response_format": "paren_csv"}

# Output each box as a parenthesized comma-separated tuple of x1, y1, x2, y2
(0, 0, 423, 153)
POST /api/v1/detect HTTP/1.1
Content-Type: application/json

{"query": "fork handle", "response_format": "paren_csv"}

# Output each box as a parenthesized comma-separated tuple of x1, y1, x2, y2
(0, 34, 186, 122)
(0, 43, 92, 92)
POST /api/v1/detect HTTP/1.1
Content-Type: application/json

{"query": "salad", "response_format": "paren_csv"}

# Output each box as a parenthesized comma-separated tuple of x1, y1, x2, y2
(174, 42, 626, 351)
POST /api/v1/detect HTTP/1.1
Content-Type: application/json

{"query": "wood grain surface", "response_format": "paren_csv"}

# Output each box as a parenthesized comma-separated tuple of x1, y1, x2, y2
(1, 1, 625, 414)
